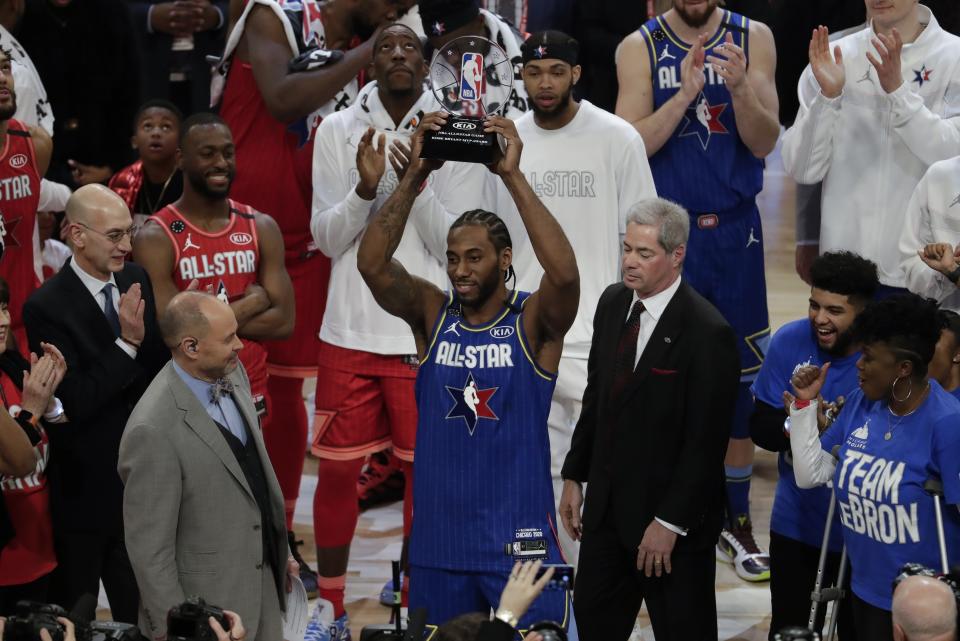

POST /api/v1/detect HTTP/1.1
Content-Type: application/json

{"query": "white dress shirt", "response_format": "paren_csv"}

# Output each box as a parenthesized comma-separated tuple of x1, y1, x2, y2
(68, 259, 137, 359)
(627, 275, 686, 535)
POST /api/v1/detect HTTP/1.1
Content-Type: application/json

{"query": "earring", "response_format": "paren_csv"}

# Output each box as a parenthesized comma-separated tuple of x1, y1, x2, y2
(891, 375, 912, 403)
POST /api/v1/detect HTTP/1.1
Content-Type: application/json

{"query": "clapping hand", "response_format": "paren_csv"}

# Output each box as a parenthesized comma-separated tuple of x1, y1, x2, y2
(809, 26, 845, 99)
(866, 29, 904, 94)
(118, 283, 146, 348)
(356, 127, 386, 201)
(918, 243, 958, 276)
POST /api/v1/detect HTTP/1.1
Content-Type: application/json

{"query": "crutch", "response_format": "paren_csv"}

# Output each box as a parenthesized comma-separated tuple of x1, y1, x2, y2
(923, 478, 950, 574)
(808, 446, 846, 641)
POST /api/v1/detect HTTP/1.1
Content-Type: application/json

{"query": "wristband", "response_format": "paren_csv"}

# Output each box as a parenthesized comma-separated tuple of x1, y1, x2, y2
(946, 266, 960, 285)
(494, 609, 518, 628)
(794, 399, 812, 410)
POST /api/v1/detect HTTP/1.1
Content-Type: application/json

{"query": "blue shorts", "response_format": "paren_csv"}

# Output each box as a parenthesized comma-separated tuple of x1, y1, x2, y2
(410, 564, 570, 638)
(683, 200, 770, 382)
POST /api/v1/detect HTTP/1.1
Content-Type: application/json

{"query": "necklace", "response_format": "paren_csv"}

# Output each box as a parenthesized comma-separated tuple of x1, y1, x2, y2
(140, 169, 177, 216)
(885, 382, 929, 440)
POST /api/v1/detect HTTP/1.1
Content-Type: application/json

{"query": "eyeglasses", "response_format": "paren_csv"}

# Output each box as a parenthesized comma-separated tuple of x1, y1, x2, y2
(76, 222, 140, 244)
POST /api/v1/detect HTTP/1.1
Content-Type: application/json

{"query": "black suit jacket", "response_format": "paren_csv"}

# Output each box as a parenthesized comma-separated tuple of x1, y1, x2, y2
(561, 281, 740, 552)
(23, 260, 168, 536)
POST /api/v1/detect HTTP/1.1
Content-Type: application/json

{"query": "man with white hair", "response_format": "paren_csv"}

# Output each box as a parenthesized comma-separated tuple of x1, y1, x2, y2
(893, 575, 958, 641)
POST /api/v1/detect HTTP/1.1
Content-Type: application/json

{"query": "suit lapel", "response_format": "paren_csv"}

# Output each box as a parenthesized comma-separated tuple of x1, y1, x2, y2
(166, 364, 254, 499)
(601, 286, 634, 367)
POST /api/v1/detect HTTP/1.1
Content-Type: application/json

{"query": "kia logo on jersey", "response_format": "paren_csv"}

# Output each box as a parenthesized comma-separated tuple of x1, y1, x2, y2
(9, 154, 26, 169)
(490, 326, 514, 339)
(230, 232, 252, 245)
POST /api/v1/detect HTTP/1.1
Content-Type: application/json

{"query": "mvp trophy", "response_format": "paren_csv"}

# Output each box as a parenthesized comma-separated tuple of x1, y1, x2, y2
(421, 36, 515, 164)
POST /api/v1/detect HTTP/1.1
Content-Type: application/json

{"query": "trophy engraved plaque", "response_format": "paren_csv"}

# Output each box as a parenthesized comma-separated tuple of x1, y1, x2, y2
(422, 36, 515, 164)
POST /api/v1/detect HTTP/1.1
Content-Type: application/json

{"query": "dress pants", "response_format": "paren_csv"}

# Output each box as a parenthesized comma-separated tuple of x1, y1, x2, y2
(573, 509, 718, 641)
(49, 531, 139, 623)
(850, 594, 892, 641)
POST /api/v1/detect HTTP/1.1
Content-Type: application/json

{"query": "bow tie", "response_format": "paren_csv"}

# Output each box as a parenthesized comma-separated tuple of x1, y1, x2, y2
(210, 378, 234, 403)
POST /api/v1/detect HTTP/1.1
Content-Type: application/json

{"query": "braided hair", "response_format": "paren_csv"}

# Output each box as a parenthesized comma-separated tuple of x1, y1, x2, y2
(449, 209, 520, 313)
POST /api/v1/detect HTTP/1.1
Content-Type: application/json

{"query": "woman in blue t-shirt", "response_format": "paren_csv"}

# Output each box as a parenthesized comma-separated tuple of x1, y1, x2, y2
(787, 295, 960, 641)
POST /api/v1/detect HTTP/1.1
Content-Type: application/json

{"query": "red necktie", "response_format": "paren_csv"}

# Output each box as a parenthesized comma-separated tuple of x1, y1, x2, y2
(611, 300, 645, 400)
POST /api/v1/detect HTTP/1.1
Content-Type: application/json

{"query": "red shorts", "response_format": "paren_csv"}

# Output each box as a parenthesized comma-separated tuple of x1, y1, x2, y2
(264, 252, 330, 378)
(241, 339, 268, 410)
(312, 342, 419, 462)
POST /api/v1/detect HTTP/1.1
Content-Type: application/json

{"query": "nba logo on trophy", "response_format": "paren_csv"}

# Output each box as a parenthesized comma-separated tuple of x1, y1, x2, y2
(459, 53, 484, 102)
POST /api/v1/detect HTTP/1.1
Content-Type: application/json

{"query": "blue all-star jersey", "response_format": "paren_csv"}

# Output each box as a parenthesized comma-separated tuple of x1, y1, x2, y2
(639, 10, 764, 213)
(410, 290, 563, 572)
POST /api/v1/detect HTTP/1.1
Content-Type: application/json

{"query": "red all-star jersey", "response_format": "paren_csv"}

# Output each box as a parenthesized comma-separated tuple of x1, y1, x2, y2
(0, 120, 41, 343)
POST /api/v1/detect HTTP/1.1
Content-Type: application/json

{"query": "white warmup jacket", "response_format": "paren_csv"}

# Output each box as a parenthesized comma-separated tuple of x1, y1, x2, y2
(899, 156, 960, 311)
(781, 5, 960, 287)
(311, 82, 494, 356)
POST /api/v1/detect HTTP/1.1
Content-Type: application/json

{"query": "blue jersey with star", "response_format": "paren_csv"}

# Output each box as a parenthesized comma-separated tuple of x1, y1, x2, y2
(640, 10, 764, 213)
(410, 290, 562, 572)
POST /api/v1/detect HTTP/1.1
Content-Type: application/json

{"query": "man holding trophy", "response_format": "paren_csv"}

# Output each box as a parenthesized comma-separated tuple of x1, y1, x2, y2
(357, 34, 578, 634)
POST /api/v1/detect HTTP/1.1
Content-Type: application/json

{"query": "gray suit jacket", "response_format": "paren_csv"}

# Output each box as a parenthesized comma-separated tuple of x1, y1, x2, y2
(118, 360, 287, 641)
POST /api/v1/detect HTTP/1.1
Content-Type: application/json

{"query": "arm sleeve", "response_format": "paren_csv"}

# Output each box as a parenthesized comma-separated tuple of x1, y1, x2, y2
(899, 172, 954, 301)
(889, 74, 960, 166)
(794, 181, 823, 245)
(781, 66, 844, 185)
(616, 133, 658, 234)
(118, 422, 185, 639)
(750, 400, 790, 452)
(309, 122, 372, 259)
(788, 401, 838, 488)
(655, 323, 741, 529)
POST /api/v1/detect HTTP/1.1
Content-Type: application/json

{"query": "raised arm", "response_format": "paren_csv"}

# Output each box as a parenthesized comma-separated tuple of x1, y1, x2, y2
(356, 118, 447, 349)
(781, 28, 846, 184)
(788, 363, 839, 488)
(483, 117, 579, 368)
(241, 5, 382, 124)
(235, 213, 294, 340)
(615, 32, 706, 157)
(706, 25, 780, 158)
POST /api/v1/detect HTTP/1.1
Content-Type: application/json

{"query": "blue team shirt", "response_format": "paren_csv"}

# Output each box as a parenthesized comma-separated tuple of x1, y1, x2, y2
(751, 319, 860, 551)
(410, 290, 562, 572)
(640, 10, 764, 212)
(822, 382, 960, 610)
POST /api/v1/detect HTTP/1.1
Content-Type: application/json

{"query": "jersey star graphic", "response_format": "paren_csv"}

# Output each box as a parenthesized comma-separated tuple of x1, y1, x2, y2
(445, 372, 499, 435)
(678, 93, 729, 150)
(913, 64, 933, 88)
(534, 45, 547, 58)
(0, 214, 23, 247)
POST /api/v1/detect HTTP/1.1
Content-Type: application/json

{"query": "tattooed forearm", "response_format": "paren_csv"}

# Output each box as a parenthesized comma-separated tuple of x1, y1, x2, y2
(375, 177, 420, 263)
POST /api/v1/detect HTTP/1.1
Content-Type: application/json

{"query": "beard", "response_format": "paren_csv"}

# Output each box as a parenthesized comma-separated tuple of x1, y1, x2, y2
(456, 269, 503, 310)
(0, 94, 17, 122)
(531, 84, 574, 121)
(823, 326, 857, 357)
(187, 169, 234, 200)
(674, 0, 718, 28)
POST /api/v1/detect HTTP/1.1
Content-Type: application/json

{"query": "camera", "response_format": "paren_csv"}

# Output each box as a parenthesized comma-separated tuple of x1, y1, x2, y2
(167, 597, 231, 641)
(528, 621, 567, 641)
(4, 602, 69, 641)
(772, 627, 820, 641)
(87, 621, 141, 641)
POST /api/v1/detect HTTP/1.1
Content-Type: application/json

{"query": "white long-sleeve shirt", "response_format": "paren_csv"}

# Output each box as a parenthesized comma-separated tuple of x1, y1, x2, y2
(496, 101, 657, 358)
(899, 156, 960, 310)
(310, 82, 494, 355)
(781, 5, 960, 287)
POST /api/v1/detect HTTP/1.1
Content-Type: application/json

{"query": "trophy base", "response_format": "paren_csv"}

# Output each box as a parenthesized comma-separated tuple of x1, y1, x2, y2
(421, 116, 496, 164)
